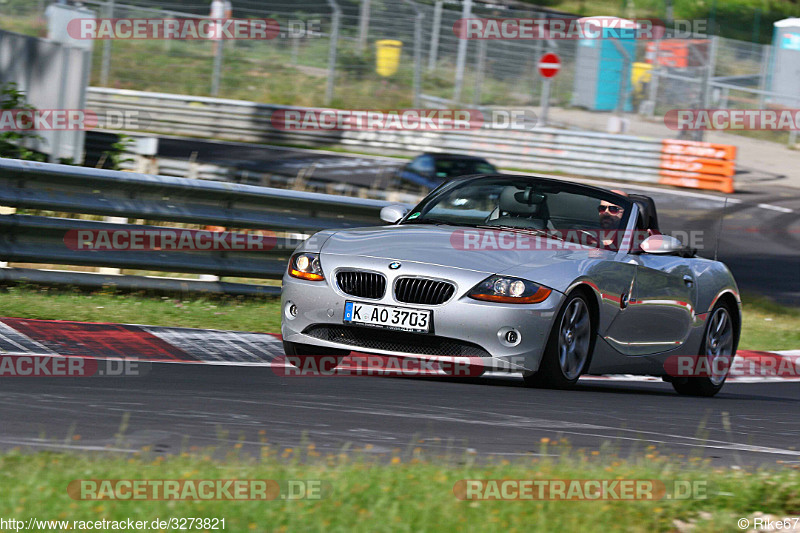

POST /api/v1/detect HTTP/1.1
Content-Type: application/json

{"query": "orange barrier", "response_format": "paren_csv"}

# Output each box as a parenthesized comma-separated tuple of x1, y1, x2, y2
(658, 140, 736, 193)
(659, 155, 734, 177)
(658, 171, 735, 194)
(661, 140, 737, 160)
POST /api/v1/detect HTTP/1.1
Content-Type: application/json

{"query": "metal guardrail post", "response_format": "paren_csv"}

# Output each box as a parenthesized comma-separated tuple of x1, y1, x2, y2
(100, 0, 114, 86)
(473, 38, 487, 106)
(358, 0, 370, 53)
(533, 14, 544, 103)
(452, 0, 472, 103)
(97, 215, 126, 275)
(427, 1, 443, 72)
(403, 0, 424, 108)
(697, 35, 719, 142)
(757, 43, 770, 109)
(647, 32, 662, 117)
(325, 0, 341, 106)
(211, 31, 223, 97)
(609, 39, 631, 120)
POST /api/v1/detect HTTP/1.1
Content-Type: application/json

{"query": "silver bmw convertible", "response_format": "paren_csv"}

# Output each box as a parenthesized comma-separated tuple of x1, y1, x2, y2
(280, 175, 741, 396)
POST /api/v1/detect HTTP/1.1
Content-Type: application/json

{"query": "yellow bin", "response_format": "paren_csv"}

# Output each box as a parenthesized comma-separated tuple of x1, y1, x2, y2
(376, 39, 402, 77)
(631, 61, 652, 91)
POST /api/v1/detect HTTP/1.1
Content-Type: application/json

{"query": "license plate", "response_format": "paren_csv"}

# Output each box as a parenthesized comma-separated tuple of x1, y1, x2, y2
(343, 301, 431, 333)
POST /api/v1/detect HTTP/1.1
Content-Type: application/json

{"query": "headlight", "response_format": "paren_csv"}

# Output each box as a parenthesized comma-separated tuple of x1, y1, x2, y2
(288, 252, 324, 281)
(468, 275, 551, 304)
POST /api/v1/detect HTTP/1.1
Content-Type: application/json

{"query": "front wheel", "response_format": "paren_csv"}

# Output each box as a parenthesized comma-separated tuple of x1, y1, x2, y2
(671, 302, 737, 397)
(524, 293, 594, 389)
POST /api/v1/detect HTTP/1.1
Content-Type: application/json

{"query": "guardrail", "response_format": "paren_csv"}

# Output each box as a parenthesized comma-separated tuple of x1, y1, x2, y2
(0, 158, 393, 295)
(87, 87, 737, 193)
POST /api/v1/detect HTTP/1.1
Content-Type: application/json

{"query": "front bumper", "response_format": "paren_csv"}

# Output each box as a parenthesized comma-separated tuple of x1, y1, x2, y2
(280, 255, 565, 373)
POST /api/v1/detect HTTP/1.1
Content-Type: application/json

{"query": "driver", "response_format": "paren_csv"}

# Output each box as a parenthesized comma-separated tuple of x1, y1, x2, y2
(598, 189, 628, 249)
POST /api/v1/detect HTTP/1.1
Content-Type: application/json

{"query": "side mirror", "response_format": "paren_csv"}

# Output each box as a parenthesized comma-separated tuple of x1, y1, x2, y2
(380, 205, 409, 224)
(639, 234, 684, 254)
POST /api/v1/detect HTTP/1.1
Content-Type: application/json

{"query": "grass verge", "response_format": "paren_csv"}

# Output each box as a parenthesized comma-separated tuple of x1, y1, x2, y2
(2, 446, 799, 533)
(0, 285, 797, 351)
(0, 284, 283, 334)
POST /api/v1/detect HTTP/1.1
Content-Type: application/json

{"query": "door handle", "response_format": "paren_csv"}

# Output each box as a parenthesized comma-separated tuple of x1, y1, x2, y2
(683, 275, 694, 287)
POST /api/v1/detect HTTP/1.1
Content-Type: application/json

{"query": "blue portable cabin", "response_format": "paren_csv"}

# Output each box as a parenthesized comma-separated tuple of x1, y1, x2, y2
(768, 18, 800, 107)
(571, 17, 637, 112)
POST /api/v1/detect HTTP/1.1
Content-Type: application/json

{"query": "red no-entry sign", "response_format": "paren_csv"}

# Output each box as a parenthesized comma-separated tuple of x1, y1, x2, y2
(538, 52, 561, 78)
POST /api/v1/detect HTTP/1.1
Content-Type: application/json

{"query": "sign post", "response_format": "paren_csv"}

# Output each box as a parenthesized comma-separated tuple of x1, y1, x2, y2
(538, 52, 561, 127)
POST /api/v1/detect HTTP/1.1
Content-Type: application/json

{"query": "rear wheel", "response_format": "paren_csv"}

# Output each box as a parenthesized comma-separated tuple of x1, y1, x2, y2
(282, 341, 349, 372)
(524, 293, 594, 389)
(671, 302, 737, 397)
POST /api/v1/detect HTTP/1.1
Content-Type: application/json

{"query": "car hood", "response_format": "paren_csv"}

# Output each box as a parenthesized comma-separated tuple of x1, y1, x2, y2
(319, 225, 614, 280)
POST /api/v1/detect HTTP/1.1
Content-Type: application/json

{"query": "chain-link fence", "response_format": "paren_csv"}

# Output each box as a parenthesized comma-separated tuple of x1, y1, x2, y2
(1, 0, 796, 144)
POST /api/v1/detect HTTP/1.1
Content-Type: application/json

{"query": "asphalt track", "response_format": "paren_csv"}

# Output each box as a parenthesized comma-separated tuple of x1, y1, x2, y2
(1, 364, 799, 466)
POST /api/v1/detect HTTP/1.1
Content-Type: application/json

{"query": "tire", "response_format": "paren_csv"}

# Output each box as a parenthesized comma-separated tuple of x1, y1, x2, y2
(524, 292, 595, 389)
(671, 301, 737, 397)
(282, 341, 348, 371)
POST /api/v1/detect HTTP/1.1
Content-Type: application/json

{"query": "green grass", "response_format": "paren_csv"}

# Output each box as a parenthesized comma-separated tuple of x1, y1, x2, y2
(740, 292, 800, 352)
(2, 445, 799, 532)
(0, 285, 797, 350)
(0, 285, 283, 333)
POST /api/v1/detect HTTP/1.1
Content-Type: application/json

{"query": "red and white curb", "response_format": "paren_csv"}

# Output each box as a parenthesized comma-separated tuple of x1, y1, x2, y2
(0, 317, 797, 382)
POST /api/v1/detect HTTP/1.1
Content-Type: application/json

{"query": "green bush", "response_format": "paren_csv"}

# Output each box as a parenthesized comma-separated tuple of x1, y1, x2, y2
(0, 82, 45, 162)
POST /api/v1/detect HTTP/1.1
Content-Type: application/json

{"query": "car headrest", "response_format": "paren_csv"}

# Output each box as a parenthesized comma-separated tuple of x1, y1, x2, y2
(499, 186, 545, 216)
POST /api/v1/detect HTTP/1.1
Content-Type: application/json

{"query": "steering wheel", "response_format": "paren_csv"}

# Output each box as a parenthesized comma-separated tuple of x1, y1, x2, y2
(576, 229, 600, 247)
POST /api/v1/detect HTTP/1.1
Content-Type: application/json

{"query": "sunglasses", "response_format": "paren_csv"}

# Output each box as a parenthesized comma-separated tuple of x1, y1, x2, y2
(598, 205, 622, 214)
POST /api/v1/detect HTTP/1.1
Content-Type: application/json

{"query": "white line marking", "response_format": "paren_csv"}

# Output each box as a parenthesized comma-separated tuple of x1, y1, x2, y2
(757, 203, 795, 213)
(0, 437, 138, 453)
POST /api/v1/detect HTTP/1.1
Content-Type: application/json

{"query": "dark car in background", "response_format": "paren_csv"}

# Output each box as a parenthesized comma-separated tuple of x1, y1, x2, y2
(396, 153, 498, 189)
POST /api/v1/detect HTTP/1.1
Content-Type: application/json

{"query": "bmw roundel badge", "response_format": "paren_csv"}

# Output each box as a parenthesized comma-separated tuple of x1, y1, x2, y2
(389, 261, 402, 270)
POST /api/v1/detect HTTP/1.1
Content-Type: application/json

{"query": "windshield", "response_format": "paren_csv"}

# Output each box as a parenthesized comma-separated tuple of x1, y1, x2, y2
(401, 176, 633, 234)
